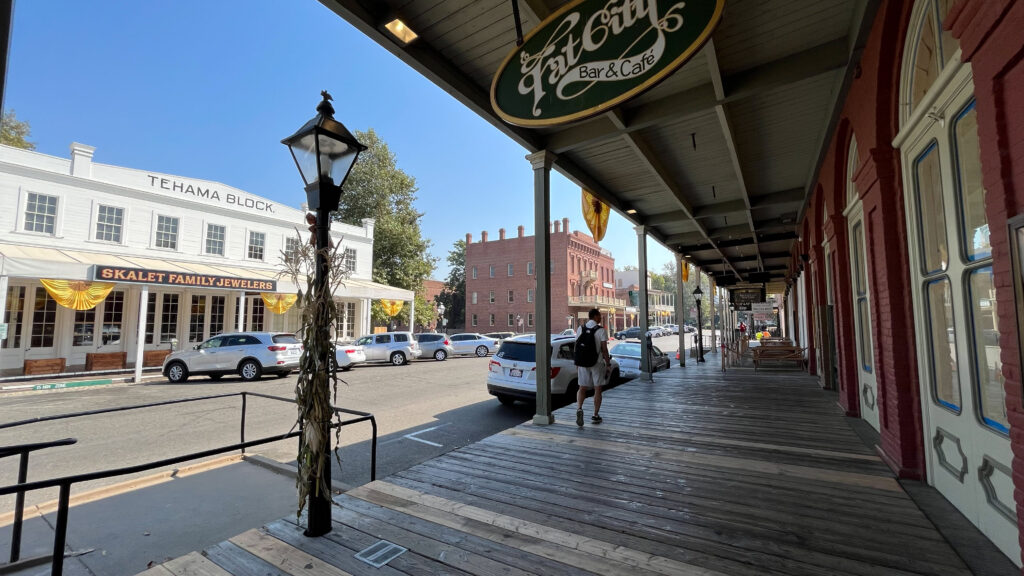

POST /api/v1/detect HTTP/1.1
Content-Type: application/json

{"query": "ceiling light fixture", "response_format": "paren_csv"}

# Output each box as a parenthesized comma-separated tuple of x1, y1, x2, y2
(626, 209, 637, 214)
(384, 18, 418, 44)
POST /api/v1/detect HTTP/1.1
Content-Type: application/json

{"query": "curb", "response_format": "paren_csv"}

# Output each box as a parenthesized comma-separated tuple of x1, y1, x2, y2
(0, 374, 164, 396)
(242, 454, 352, 493)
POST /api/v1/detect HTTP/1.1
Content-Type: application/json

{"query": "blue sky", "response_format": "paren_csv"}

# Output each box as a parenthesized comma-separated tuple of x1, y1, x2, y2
(5, 0, 674, 278)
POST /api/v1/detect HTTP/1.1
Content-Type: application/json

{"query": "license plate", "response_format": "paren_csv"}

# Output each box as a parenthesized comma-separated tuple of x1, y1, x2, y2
(288, 349, 299, 356)
(509, 368, 523, 377)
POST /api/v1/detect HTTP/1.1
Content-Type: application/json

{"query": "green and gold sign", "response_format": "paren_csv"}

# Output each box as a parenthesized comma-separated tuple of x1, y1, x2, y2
(491, 0, 725, 126)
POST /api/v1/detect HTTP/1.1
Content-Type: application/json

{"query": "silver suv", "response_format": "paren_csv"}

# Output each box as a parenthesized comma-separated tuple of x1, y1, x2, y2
(413, 333, 455, 361)
(162, 332, 301, 382)
(353, 332, 422, 365)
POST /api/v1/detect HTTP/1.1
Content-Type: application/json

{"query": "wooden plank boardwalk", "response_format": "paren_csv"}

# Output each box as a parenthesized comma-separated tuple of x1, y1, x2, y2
(140, 363, 974, 576)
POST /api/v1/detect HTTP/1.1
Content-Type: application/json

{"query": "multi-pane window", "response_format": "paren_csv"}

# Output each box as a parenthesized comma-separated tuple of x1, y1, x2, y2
(528, 313, 534, 327)
(155, 215, 179, 249)
(73, 308, 95, 346)
(527, 262, 534, 275)
(344, 248, 357, 273)
(285, 237, 301, 264)
(508, 263, 513, 276)
(30, 289, 57, 348)
(160, 294, 179, 343)
(344, 302, 356, 338)
(23, 193, 58, 234)
(95, 205, 124, 243)
(471, 266, 477, 279)
(508, 314, 514, 327)
(926, 279, 959, 411)
(145, 293, 157, 344)
(471, 292, 478, 304)
(489, 265, 495, 278)
(852, 222, 873, 373)
(206, 224, 226, 256)
(102, 291, 124, 345)
(489, 291, 495, 304)
(189, 295, 206, 342)
(528, 289, 534, 302)
(508, 290, 514, 303)
(250, 297, 265, 331)
(489, 314, 495, 326)
(3, 286, 25, 349)
(209, 296, 225, 336)
(471, 314, 478, 327)
(248, 231, 266, 260)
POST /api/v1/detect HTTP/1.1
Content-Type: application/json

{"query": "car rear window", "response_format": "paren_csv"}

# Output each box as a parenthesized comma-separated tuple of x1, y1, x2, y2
(613, 343, 642, 357)
(496, 341, 535, 362)
(272, 334, 299, 344)
(394, 334, 409, 342)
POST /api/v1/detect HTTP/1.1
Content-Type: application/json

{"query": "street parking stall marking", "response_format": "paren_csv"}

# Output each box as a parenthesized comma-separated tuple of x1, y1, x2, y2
(403, 424, 447, 447)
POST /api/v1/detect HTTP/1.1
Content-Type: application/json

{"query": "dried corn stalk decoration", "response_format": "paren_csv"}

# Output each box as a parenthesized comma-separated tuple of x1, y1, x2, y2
(279, 227, 352, 519)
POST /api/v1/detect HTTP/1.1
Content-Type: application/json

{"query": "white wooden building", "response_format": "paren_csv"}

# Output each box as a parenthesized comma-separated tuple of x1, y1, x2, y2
(0, 142, 413, 376)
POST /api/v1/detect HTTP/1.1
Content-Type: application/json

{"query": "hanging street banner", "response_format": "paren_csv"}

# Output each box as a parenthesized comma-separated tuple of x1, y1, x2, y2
(491, 0, 725, 126)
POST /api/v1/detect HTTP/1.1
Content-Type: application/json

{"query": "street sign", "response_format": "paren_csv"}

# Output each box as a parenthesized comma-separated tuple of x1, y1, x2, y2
(490, 0, 725, 126)
(751, 302, 773, 313)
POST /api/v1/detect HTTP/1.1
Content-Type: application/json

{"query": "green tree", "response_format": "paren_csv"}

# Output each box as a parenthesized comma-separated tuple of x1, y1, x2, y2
(435, 239, 466, 329)
(1, 111, 35, 150)
(331, 129, 437, 326)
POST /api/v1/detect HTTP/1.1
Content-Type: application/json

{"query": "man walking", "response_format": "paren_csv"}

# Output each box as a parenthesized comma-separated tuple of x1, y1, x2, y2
(574, 308, 611, 427)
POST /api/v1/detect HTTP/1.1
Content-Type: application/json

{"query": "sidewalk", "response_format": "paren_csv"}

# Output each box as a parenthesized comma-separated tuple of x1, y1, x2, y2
(0, 371, 164, 395)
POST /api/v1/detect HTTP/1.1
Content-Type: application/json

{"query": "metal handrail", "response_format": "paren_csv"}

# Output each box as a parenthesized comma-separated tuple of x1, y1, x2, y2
(0, 391, 377, 576)
(0, 438, 78, 564)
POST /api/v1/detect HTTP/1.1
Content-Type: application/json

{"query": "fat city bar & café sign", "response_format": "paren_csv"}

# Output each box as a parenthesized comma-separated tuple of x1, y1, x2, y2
(491, 0, 725, 126)
(93, 266, 277, 291)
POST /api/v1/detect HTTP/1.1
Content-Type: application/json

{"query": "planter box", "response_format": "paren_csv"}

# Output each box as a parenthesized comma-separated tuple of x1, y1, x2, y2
(143, 350, 171, 367)
(24, 358, 66, 376)
(85, 352, 127, 371)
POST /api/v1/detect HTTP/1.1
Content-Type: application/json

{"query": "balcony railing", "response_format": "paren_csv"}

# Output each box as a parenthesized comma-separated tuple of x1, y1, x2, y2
(569, 295, 626, 307)
(578, 270, 598, 282)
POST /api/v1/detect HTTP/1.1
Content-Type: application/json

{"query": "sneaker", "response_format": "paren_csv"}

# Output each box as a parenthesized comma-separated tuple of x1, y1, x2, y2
(591, 415, 603, 424)
(576, 409, 584, 427)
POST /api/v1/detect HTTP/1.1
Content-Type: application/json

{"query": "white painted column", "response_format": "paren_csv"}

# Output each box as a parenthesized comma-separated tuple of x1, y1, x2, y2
(0, 275, 8, 347)
(236, 291, 246, 332)
(362, 298, 371, 336)
(636, 225, 651, 379)
(134, 285, 148, 383)
(528, 150, 556, 426)
(409, 297, 415, 333)
(674, 254, 685, 367)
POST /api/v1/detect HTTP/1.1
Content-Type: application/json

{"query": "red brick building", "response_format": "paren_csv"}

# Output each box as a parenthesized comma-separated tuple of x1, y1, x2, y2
(464, 218, 621, 333)
(784, 0, 1024, 562)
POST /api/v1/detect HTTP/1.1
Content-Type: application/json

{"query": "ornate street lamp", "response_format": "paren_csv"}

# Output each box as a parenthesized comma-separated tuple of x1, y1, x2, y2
(693, 286, 705, 363)
(283, 91, 366, 538)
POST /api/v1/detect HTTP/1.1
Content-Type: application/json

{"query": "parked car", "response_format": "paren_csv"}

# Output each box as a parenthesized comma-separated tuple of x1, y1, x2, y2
(414, 333, 455, 361)
(449, 333, 498, 357)
(163, 332, 301, 383)
(484, 332, 516, 346)
(610, 341, 671, 379)
(334, 343, 366, 371)
(663, 324, 679, 335)
(682, 324, 697, 333)
(559, 328, 577, 337)
(353, 332, 421, 365)
(487, 335, 620, 406)
(615, 327, 643, 340)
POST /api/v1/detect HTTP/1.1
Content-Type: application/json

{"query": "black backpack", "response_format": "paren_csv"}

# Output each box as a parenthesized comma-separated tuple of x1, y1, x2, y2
(574, 324, 600, 367)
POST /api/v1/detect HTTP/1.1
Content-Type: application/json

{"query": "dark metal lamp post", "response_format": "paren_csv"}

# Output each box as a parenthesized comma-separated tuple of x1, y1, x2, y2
(693, 286, 705, 363)
(282, 91, 366, 537)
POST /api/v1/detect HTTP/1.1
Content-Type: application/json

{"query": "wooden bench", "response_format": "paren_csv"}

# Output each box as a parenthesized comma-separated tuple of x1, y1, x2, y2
(143, 350, 172, 367)
(752, 346, 805, 371)
(85, 352, 127, 371)
(23, 358, 66, 376)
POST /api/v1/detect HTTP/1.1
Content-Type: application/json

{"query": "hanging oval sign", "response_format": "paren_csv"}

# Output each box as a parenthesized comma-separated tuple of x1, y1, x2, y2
(491, 0, 725, 127)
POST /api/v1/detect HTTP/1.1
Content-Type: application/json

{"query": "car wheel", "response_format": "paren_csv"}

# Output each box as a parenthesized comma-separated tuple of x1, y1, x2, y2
(564, 379, 579, 400)
(610, 369, 620, 385)
(496, 394, 516, 406)
(239, 359, 262, 381)
(475, 345, 488, 357)
(208, 374, 222, 381)
(167, 362, 189, 383)
(390, 352, 406, 366)
(434, 349, 447, 361)
(341, 365, 353, 372)
(275, 372, 288, 379)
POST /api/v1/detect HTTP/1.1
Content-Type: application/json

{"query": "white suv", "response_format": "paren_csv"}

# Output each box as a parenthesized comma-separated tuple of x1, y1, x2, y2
(487, 335, 620, 406)
(163, 332, 301, 382)
(353, 332, 421, 365)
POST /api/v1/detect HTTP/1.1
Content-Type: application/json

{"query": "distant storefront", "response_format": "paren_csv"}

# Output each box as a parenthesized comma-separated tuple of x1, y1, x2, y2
(0, 142, 413, 375)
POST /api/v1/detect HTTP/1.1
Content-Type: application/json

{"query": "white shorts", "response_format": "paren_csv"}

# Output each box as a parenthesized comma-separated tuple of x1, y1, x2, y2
(577, 362, 606, 389)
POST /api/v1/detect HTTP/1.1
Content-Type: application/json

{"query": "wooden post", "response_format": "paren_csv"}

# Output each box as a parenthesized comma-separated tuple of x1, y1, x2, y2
(528, 150, 556, 425)
(636, 225, 651, 380)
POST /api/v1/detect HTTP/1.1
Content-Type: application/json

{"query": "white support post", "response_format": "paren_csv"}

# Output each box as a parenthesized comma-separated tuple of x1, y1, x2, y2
(528, 150, 556, 426)
(0, 275, 8, 346)
(236, 291, 246, 332)
(409, 297, 415, 333)
(134, 285, 148, 383)
(674, 254, 685, 367)
(636, 225, 651, 380)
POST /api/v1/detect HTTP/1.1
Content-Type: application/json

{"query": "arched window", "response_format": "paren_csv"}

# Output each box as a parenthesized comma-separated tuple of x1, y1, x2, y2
(846, 135, 859, 207)
(904, 0, 961, 119)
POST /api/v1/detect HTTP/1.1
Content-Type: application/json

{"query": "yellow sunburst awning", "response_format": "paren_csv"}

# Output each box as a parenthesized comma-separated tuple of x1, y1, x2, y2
(581, 189, 609, 242)
(261, 293, 298, 314)
(39, 279, 114, 310)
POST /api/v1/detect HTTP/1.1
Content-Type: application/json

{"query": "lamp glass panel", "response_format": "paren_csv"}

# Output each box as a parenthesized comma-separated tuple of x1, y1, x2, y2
(288, 133, 319, 185)
(318, 133, 359, 187)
